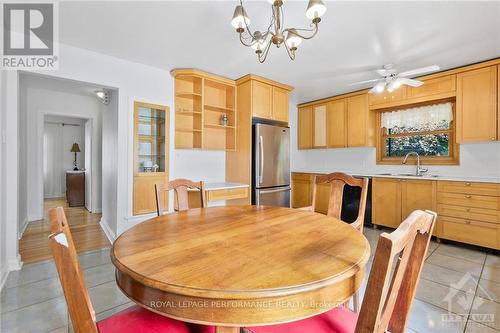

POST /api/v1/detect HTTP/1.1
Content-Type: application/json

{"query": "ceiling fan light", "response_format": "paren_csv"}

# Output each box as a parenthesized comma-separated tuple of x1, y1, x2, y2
(231, 5, 250, 30)
(387, 79, 402, 92)
(285, 29, 302, 49)
(306, 0, 326, 20)
(373, 82, 386, 94)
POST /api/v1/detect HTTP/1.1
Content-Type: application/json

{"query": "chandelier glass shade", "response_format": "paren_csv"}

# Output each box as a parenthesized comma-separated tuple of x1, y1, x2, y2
(231, 0, 326, 63)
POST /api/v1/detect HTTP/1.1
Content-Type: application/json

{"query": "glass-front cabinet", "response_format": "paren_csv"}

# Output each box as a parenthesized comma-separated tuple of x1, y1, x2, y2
(133, 101, 169, 215)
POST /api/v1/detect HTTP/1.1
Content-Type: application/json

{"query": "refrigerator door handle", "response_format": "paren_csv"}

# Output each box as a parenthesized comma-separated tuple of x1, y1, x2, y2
(259, 135, 264, 184)
(258, 187, 290, 194)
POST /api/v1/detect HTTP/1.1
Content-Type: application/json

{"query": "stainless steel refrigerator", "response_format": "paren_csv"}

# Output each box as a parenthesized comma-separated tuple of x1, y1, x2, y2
(252, 123, 290, 207)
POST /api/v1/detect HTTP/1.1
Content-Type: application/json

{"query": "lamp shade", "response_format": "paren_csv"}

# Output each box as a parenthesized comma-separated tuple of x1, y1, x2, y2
(306, 0, 327, 20)
(71, 143, 81, 153)
(231, 5, 250, 30)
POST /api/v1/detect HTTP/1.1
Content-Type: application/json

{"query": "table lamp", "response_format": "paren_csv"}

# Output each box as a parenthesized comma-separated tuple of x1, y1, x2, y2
(71, 143, 81, 171)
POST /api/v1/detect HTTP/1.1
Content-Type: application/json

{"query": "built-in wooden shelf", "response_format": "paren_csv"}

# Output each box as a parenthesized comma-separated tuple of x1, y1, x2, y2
(176, 128, 202, 133)
(204, 104, 235, 112)
(172, 68, 237, 151)
(176, 92, 202, 98)
(204, 123, 235, 129)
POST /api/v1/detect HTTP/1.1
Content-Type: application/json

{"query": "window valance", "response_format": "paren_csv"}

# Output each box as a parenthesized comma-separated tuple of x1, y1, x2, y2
(381, 102, 453, 129)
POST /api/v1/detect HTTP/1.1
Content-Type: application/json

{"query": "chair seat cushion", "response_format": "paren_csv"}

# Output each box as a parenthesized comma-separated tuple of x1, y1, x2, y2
(97, 305, 193, 333)
(246, 307, 358, 333)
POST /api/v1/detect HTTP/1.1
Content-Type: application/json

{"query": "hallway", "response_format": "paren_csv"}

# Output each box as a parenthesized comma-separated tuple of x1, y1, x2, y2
(19, 198, 110, 264)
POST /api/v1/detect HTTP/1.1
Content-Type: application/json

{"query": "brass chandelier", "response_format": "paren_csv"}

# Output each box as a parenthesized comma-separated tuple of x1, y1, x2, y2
(231, 0, 326, 63)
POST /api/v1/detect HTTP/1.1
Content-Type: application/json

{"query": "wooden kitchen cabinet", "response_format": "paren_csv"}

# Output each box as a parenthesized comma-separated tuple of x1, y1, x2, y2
(456, 66, 498, 143)
(372, 178, 402, 228)
(291, 173, 313, 208)
(235, 75, 292, 123)
(373, 177, 437, 230)
(298, 106, 313, 149)
(313, 104, 327, 148)
(133, 101, 169, 215)
(406, 75, 456, 100)
(401, 180, 437, 219)
(272, 86, 289, 122)
(347, 94, 375, 147)
(368, 85, 407, 106)
(327, 99, 346, 148)
(252, 80, 273, 119)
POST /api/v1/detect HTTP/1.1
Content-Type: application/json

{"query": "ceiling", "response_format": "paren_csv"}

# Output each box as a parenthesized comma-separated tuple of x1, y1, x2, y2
(59, 1, 500, 103)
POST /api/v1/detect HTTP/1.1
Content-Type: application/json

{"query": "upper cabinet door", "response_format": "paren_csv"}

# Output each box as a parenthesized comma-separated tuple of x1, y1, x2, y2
(406, 75, 456, 99)
(326, 99, 346, 148)
(347, 94, 373, 147)
(252, 81, 273, 119)
(298, 106, 313, 149)
(313, 104, 327, 148)
(272, 86, 289, 123)
(456, 66, 497, 143)
(368, 86, 407, 106)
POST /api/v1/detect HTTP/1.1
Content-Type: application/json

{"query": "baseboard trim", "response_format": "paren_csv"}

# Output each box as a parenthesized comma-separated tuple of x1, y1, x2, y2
(100, 218, 116, 243)
(0, 264, 9, 291)
(8, 255, 23, 271)
(18, 218, 29, 240)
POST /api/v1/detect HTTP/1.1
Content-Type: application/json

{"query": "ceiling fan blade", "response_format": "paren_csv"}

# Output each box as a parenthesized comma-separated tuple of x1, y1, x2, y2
(349, 78, 383, 86)
(399, 65, 440, 77)
(398, 78, 424, 87)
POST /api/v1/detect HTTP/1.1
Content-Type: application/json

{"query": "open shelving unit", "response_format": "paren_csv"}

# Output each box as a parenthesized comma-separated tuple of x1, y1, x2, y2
(172, 69, 237, 151)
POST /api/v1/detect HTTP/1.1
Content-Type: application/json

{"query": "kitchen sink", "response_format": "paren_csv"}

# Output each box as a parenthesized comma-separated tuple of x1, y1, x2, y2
(376, 173, 439, 178)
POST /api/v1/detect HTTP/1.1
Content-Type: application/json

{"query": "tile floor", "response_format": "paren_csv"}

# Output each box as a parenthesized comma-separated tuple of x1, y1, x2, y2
(1, 226, 499, 333)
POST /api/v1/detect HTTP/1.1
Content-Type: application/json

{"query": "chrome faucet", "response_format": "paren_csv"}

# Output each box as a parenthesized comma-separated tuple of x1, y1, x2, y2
(402, 152, 428, 176)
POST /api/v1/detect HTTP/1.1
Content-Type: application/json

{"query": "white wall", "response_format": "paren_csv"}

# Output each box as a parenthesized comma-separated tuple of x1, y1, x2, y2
(289, 101, 500, 178)
(43, 115, 86, 198)
(0, 71, 9, 288)
(19, 76, 103, 222)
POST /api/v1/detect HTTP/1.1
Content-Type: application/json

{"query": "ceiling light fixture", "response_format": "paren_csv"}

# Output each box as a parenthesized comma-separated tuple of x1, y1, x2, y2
(231, 0, 326, 63)
(95, 90, 110, 105)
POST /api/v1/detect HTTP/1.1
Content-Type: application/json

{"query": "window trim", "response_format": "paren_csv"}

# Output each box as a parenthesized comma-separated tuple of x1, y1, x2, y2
(376, 99, 459, 165)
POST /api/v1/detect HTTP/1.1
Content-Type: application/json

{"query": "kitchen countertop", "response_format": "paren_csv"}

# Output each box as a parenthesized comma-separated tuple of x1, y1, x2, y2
(204, 182, 249, 191)
(292, 170, 500, 184)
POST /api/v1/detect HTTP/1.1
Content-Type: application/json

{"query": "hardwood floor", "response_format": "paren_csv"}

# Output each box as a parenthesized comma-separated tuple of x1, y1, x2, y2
(19, 198, 110, 264)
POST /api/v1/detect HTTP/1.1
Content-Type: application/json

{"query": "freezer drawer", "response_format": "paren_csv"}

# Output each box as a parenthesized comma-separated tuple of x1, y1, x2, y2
(255, 186, 291, 208)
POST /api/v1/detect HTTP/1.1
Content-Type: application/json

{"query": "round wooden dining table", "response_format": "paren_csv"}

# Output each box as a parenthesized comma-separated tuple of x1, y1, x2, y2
(111, 205, 370, 333)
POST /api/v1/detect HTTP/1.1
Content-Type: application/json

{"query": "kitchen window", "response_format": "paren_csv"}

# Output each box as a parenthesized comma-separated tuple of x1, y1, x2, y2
(377, 101, 458, 164)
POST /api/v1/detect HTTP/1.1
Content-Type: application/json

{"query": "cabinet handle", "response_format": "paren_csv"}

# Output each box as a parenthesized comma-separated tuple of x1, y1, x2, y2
(465, 182, 471, 186)
(465, 195, 472, 199)
(465, 220, 471, 224)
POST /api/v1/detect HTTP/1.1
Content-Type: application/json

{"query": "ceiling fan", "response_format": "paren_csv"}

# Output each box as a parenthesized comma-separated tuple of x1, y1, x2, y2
(352, 64, 440, 94)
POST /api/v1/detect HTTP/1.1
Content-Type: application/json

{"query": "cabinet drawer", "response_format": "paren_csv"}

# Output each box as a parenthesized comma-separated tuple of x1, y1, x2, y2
(437, 181, 500, 196)
(437, 192, 500, 210)
(437, 204, 500, 224)
(439, 216, 498, 249)
(292, 173, 314, 181)
(208, 187, 248, 202)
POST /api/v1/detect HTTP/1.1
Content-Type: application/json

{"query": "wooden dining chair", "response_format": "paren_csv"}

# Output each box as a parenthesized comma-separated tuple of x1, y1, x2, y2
(245, 209, 437, 333)
(155, 179, 207, 216)
(48, 207, 212, 333)
(302, 172, 369, 233)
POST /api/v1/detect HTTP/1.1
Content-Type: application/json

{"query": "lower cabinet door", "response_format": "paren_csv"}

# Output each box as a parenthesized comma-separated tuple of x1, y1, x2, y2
(372, 178, 402, 228)
(314, 183, 331, 214)
(133, 176, 167, 215)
